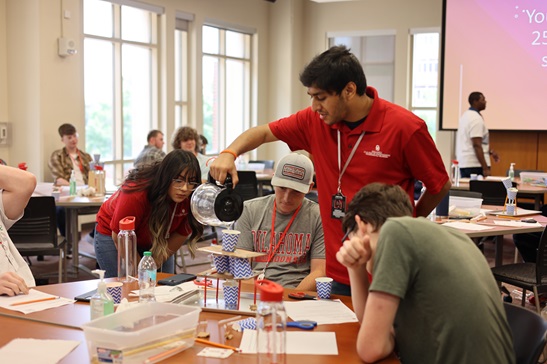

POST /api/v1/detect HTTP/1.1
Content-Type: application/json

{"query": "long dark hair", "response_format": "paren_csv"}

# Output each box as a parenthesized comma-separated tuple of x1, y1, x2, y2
(123, 149, 203, 264)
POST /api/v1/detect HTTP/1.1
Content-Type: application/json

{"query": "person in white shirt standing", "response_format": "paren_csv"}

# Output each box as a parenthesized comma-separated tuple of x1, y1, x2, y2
(0, 165, 37, 295)
(456, 92, 500, 178)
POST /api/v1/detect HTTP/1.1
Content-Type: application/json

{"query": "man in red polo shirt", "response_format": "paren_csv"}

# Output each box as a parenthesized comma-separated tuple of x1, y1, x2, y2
(210, 45, 450, 295)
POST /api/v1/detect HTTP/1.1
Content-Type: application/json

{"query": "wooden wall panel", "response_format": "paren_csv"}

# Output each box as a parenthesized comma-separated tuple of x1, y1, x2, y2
(538, 133, 547, 173)
(489, 131, 541, 176)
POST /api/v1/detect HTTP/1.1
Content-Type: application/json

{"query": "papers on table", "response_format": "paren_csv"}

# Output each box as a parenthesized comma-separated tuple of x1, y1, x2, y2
(239, 330, 338, 355)
(284, 299, 358, 325)
(0, 338, 80, 364)
(0, 289, 74, 314)
(130, 281, 199, 303)
(442, 221, 494, 231)
(492, 220, 543, 228)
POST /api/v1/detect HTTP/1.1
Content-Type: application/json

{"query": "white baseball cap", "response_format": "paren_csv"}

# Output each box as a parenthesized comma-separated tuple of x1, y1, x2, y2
(271, 153, 314, 194)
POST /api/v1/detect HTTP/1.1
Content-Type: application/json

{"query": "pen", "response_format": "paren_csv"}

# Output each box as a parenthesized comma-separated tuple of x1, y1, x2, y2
(341, 222, 356, 244)
(10, 296, 58, 306)
(194, 338, 241, 352)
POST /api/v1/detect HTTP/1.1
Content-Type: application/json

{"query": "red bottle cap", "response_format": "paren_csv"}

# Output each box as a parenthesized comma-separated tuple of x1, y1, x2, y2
(452, 160, 459, 164)
(119, 216, 135, 230)
(256, 279, 284, 302)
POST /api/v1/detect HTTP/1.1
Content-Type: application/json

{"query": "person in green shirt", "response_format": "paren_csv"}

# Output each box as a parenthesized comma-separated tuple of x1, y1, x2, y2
(337, 183, 515, 364)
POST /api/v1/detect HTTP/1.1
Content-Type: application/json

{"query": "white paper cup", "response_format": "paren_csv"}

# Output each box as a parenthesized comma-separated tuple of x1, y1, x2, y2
(222, 230, 241, 252)
(106, 282, 123, 304)
(470, 174, 478, 181)
(315, 277, 333, 299)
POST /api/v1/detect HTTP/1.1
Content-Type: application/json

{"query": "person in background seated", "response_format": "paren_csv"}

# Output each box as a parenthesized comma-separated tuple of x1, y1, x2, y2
(49, 123, 92, 187)
(199, 134, 208, 155)
(235, 153, 325, 290)
(456, 92, 500, 178)
(134, 129, 166, 167)
(0, 165, 37, 295)
(48, 123, 93, 240)
(171, 126, 211, 182)
(94, 150, 204, 278)
(337, 183, 515, 364)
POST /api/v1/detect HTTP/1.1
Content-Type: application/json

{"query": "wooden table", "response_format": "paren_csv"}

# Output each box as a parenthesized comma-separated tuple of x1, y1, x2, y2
(451, 178, 546, 210)
(0, 274, 399, 364)
(441, 208, 547, 266)
(56, 195, 106, 273)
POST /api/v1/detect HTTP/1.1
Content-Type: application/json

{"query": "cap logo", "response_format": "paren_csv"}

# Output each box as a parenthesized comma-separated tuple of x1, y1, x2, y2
(281, 163, 305, 181)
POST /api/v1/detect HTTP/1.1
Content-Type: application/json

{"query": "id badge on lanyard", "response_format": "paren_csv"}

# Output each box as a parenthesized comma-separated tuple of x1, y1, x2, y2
(331, 130, 365, 220)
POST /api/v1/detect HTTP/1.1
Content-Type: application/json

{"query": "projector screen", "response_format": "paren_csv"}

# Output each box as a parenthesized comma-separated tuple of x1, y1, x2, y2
(440, 0, 547, 131)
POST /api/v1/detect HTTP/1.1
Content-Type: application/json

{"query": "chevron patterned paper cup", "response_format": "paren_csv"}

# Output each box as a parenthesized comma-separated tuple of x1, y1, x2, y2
(213, 255, 230, 274)
(223, 281, 239, 310)
(222, 230, 240, 252)
(315, 277, 333, 299)
(106, 282, 123, 304)
(229, 257, 253, 279)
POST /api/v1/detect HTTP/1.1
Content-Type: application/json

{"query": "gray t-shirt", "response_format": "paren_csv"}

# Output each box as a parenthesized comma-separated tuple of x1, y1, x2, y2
(370, 216, 515, 364)
(235, 195, 324, 288)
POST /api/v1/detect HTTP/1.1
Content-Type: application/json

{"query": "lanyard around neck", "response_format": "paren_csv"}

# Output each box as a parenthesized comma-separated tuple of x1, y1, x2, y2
(265, 200, 302, 267)
(337, 130, 365, 193)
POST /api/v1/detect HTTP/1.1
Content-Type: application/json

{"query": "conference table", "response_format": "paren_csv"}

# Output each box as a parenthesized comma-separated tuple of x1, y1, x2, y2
(440, 207, 547, 266)
(0, 274, 399, 364)
(451, 177, 547, 210)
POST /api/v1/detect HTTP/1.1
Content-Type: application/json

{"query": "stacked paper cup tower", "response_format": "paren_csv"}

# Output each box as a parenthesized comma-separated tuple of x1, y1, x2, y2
(213, 230, 253, 279)
(506, 187, 518, 215)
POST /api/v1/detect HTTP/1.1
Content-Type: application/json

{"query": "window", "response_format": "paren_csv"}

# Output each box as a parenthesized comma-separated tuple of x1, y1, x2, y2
(174, 14, 191, 129)
(409, 30, 440, 141)
(83, 0, 161, 187)
(202, 25, 252, 155)
(328, 32, 395, 102)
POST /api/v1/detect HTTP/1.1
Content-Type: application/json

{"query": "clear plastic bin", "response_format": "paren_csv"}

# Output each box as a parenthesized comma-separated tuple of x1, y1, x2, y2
(82, 302, 201, 363)
(520, 172, 547, 187)
(449, 196, 483, 218)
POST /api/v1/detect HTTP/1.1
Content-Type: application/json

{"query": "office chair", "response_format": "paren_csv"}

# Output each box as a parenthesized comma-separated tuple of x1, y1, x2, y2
(469, 180, 516, 206)
(233, 171, 259, 202)
(504, 302, 547, 364)
(491, 227, 547, 314)
(9, 196, 67, 283)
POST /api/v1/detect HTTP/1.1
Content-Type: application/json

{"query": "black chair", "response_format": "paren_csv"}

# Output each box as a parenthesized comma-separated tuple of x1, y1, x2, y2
(9, 196, 67, 283)
(233, 171, 259, 202)
(504, 302, 547, 364)
(449, 190, 483, 199)
(492, 227, 547, 313)
(469, 180, 516, 206)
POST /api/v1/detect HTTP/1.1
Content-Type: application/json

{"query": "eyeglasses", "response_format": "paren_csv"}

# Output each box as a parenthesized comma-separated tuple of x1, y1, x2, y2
(172, 178, 199, 190)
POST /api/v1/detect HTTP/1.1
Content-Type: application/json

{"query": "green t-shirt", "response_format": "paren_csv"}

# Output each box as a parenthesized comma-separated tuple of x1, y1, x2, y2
(370, 216, 515, 364)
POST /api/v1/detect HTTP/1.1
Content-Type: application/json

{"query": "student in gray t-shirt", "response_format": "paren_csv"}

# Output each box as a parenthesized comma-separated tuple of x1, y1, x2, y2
(235, 153, 325, 290)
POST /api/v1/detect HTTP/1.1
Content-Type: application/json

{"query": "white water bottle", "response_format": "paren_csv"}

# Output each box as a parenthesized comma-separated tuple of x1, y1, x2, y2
(451, 160, 460, 187)
(138, 251, 157, 303)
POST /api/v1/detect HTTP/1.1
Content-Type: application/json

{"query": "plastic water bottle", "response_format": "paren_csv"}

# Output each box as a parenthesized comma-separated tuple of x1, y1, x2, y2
(256, 279, 286, 364)
(69, 170, 77, 196)
(508, 163, 515, 181)
(138, 251, 157, 303)
(117, 216, 137, 283)
(451, 160, 460, 187)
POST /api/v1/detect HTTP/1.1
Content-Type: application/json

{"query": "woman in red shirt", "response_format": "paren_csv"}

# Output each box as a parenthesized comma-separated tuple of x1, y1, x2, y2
(94, 150, 203, 278)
